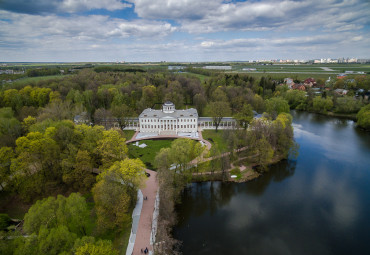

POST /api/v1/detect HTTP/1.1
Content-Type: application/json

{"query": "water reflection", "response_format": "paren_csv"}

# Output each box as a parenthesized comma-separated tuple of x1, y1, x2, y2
(245, 160, 297, 196)
(174, 111, 370, 255)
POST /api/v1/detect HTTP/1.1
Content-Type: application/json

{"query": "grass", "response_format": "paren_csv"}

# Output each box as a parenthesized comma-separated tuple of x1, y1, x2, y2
(230, 167, 242, 180)
(128, 139, 175, 169)
(178, 72, 209, 81)
(202, 130, 228, 152)
(122, 130, 136, 140)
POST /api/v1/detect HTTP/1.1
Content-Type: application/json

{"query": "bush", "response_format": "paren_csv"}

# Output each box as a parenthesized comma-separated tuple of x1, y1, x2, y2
(357, 104, 370, 130)
(0, 213, 12, 230)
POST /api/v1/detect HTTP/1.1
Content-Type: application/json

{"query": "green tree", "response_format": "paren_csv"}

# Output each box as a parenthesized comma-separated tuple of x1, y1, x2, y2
(63, 150, 95, 191)
(357, 104, 370, 130)
(37, 225, 77, 255)
(284, 90, 307, 109)
(93, 158, 146, 230)
(97, 130, 128, 169)
(193, 93, 207, 116)
(335, 96, 363, 113)
(11, 129, 60, 201)
(23, 193, 89, 236)
(111, 104, 135, 130)
(206, 101, 232, 132)
(22, 116, 37, 133)
(0, 107, 22, 147)
(253, 136, 274, 170)
(75, 240, 118, 255)
(312, 96, 333, 113)
(0, 147, 15, 190)
(234, 103, 254, 129)
(265, 97, 290, 119)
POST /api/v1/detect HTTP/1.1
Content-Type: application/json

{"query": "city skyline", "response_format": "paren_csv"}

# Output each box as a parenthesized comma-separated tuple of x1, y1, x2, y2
(1, 0, 369, 62)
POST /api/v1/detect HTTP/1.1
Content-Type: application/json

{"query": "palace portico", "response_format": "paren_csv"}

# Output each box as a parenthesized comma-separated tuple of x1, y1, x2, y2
(139, 102, 198, 134)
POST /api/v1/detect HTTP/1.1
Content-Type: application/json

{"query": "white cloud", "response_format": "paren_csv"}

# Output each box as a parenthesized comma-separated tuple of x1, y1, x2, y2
(0, 10, 175, 46)
(129, 0, 369, 34)
(60, 0, 132, 12)
(128, 0, 222, 20)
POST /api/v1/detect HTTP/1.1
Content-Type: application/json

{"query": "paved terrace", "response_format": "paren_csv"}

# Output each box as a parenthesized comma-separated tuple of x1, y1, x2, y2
(126, 130, 212, 150)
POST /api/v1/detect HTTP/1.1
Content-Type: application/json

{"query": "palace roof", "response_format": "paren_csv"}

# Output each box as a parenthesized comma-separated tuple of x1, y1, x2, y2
(139, 108, 198, 119)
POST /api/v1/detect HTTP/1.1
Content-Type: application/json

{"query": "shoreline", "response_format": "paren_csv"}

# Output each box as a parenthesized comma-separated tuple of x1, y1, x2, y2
(191, 155, 287, 183)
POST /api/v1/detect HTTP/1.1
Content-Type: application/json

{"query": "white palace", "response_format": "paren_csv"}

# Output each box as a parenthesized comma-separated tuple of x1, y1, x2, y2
(74, 101, 238, 133)
(139, 102, 198, 135)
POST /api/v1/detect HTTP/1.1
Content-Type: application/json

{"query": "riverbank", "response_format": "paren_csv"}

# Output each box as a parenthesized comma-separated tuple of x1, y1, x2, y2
(295, 109, 358, 120)
(191, 154, 288, 183)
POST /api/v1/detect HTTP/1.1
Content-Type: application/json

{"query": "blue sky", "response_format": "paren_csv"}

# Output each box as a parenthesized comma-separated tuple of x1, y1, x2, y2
(0, 0, 369, 62)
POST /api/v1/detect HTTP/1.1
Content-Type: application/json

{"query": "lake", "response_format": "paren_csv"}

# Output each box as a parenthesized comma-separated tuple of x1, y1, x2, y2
(174, 111, 370, 255)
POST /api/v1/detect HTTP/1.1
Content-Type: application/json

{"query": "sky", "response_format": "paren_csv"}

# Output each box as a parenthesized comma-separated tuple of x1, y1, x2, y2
(0, 0, 369, 62)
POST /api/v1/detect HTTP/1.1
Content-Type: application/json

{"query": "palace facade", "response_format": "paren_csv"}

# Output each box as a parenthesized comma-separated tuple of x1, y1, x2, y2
(138, 102, 198, 134)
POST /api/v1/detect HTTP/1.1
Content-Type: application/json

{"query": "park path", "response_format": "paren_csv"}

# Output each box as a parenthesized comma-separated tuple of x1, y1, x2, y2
(132, 169, 158, 255)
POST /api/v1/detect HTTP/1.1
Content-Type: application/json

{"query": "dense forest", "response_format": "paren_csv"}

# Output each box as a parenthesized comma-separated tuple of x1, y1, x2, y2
(1, 67, 369, 254)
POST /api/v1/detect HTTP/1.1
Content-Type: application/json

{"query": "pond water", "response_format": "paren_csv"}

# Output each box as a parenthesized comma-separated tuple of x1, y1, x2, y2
(174, 111, 370, 255)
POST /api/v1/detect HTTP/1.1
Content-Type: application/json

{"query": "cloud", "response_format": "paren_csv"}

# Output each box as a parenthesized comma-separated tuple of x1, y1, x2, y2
(129, 0, 370, 34)
(198, 33, 370, 54)
(0, 10, 174, 44)
(127, 0, 222, 20)
(61, 0, 132, 12)
(0, 0, 131, 14)
(0, 10, 176, 61)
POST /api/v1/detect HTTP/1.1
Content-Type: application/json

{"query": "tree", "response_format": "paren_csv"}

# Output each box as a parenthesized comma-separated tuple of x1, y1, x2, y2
(11, 129, 60, 201)
(111, 104, 135, 130)
(37, 225, 77, 255)
(193, 93, 207, 116)
(97, 130, 128, 169)
(0, 147, 15, 190)
(312, 96, 333, 113)
(234, 103, 254, 129)
(92, 179, 132, 230)
(22, 116, 37, 133)
(357, 104, 370, 130)
(93, 108, 114, 129)
(63, 150, 95, 191)
(253, 136, 274, 171)
(23, 193, 90, 236)
(154, 148, 172, 170)
(0, 107, 22, 147)
(284, 90, 307, 109)
(334, 96, 363, 113)
(75, 240, 118, 255)
(251, 94, 265, 113)
(206, 101, 232, 132)
(265, 97, 290, 119)
(93, 158, 146, 230)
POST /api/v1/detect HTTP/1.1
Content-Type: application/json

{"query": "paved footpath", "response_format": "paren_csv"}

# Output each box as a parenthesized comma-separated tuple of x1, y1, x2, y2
(132, 169, 158, 255)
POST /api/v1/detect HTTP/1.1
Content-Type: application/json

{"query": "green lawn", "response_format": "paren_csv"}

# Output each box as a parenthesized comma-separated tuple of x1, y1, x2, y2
(230, 167, 242, 180)
(128, 139, 174, 169)
(122, 130, 136, 140)
(202, 130, 228, 152)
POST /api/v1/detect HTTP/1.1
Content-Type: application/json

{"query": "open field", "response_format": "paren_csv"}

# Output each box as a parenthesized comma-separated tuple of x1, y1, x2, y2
(11, 75, 67, 85)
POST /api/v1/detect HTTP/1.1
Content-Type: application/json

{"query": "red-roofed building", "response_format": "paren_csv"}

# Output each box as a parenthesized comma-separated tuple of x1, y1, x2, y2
(304, 78, 317, 88)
